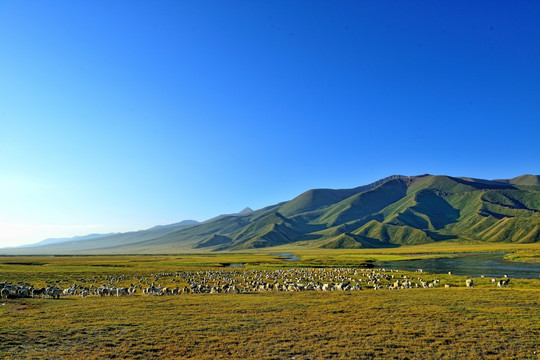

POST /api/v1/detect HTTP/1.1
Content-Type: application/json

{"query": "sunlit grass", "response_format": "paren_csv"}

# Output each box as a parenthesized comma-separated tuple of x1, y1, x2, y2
(0, 289, 538, 359)
(0, 252, 539, 359)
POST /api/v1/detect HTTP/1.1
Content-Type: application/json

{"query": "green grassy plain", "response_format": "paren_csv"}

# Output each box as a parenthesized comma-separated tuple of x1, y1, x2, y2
(0, 248, 539, 359)
(270, 241, 540, 266)
(1, 290, 538, 359)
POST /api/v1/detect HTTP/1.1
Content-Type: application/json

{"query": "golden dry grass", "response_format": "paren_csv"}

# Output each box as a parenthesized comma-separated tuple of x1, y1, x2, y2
(0, 290, 538, 359)
(0, 253, 539, 359)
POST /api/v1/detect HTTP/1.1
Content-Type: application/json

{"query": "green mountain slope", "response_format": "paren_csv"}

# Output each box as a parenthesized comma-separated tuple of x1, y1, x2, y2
(2, 174, 539, 254)
(316, 179, 409, 227)
(497, 174, 540, 186)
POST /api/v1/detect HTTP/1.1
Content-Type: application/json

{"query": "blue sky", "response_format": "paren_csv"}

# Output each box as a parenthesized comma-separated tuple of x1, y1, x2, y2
(1, 1, 539, 246)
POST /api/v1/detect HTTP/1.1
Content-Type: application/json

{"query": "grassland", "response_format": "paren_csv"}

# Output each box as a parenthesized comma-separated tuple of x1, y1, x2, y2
(1, 250, 539, 359)
(270, 241, 540, 266)
(1, 289, 538, 359)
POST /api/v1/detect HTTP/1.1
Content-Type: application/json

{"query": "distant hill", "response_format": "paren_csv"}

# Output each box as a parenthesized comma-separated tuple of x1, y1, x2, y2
(4, 219, 200, 251)
(148, 220, 199, 230)
(2, 175, 539, 254)
(17, 233, 117, 247)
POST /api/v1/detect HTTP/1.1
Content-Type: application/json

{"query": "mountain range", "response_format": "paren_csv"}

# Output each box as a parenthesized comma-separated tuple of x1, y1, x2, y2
(15, 233, 118, 248)
(2, 174, 539, 254)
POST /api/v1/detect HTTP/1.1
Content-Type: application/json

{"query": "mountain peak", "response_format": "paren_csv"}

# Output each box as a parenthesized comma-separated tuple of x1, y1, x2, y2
(2, 173, 539, 254)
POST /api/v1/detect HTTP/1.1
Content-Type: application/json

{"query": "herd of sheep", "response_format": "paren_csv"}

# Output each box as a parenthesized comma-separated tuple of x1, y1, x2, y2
(1, 267, 512, 300)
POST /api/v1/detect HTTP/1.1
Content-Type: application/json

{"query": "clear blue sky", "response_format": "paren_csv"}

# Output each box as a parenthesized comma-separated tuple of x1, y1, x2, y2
(1, 1, 539, 246)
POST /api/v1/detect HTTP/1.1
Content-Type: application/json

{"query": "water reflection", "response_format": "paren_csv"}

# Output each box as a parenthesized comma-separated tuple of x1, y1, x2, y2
(274, 253, 300, 261)
(378, 253, 540, 279)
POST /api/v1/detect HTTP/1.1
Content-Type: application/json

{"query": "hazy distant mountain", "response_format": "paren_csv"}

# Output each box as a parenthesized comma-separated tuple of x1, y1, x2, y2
(2, 175, 538, 254)
(148, 220, 199, 230)
(3, 220, 200, 251)
(18, 233, 117, 247)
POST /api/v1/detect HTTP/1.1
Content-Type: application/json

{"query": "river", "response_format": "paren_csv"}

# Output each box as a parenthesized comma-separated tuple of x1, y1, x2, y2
(377, 253, 540, 279)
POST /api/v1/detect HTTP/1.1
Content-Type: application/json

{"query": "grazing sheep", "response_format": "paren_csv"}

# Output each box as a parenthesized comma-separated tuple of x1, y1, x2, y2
(32, 288, 44, 298)
(0, 288, 9, 299)
(4, 266, 516, 301)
